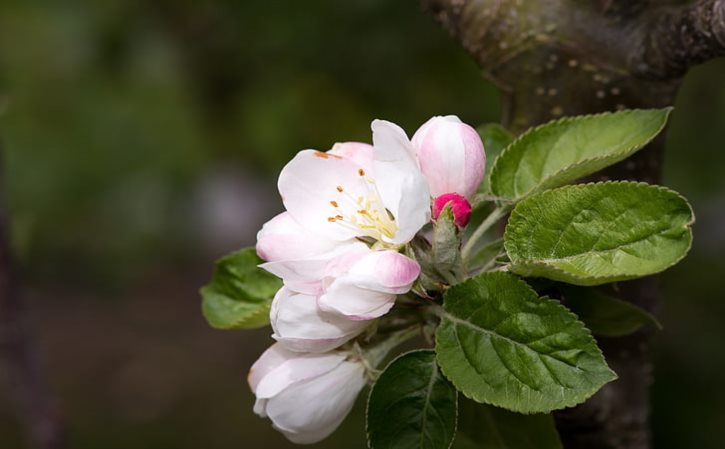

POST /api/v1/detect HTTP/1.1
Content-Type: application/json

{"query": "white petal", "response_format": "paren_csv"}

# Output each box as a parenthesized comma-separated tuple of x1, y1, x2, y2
(411, 115, 462, 149)
(253, 346, 346, 400)
(260, 241, 366, 295)
(371, 120, 431, 244)
(412, 115, 485, 199)
(278, 149, 371, 241)
(253, 398, 268, 418)
(271, 287, 370, 352)
(328, 142, 373, 171)
(266, 360, 366, 444)
(318, 250, 419, 319)
(344, 250, 421, 293)
(319, 282, 397, 320)
(256, 212, 339, 262)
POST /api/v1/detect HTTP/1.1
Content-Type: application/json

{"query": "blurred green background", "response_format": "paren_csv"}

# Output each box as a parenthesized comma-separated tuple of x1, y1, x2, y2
(0, 1, 723, 448)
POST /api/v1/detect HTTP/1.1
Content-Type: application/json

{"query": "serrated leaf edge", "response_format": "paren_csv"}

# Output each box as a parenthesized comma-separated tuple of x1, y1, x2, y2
(435, 273, 617, 414)
(489, 108, 673, 201)
(503, 181, 694, 286)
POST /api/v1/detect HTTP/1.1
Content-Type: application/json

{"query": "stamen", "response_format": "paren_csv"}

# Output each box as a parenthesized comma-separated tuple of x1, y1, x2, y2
(325, 176, 399, 241)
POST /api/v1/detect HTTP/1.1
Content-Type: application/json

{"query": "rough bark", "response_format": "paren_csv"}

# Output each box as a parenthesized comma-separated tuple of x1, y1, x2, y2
(0, 148, 65, 449)
(422, 1, 724, 448)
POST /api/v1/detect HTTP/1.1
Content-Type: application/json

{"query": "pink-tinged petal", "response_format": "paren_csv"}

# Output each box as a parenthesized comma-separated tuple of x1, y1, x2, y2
(260, 241, 367, 295)
(319, 282, 397, 320)
(459, 122, 486, 197)
(256, 212, 340, 262)
(321, 243, 371, 278)
(253, 346, 346, 400)
(328, 142, 373, 171)
(412, 115, 485, 199)
(265, 361, 366, 444)
(371, 120, 431, 244)
(433, 193, 472, 228)
(259, 258, 327, 295)
(270, 287, 370, 353)
(318, 250, 419, 319)
(347, 250, 421, 292)
(278, 149, 370, 241)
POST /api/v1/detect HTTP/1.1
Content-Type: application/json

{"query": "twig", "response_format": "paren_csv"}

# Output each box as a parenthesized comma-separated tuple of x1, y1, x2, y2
(634, 0, 725, 79)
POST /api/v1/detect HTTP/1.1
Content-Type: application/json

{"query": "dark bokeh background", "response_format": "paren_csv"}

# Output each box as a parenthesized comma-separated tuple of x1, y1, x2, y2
(0, 1, 723, 448)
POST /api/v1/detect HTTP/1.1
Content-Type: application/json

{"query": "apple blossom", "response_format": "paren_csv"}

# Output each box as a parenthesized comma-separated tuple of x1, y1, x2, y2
(318, 245, 420, 319)
(261, 241, 420, 320)
(270, 286, 371, 352)
(248, 343, 366, 444)
(277, 122, 430, 246)
(411, 115, 486, 199)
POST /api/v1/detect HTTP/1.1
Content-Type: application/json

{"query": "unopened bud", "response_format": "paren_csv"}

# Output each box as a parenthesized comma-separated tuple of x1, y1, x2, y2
(412, 115, 486, 199)
(432, 193, 472, 228)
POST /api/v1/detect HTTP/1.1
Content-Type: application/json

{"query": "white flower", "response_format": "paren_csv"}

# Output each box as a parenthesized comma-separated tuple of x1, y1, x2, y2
(258, 131, 425, 326)
(411, 115, 486, 199)
(270, 286, 371, 352)
(261, 241, 420, 320)
(277, 123, 430, 246)
(317, 244, 420, 319)
(248, 343, 366, 444)
(256, 211, 340, 263)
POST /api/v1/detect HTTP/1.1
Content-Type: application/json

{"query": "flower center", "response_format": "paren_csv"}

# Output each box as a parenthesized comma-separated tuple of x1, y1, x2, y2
(327, 169, 399, 241)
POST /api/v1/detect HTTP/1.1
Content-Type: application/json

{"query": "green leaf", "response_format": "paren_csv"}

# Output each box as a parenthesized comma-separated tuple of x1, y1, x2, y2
(489, 108, 672, 201)
(477, 123, 514, 195)
(432, 206, 463, 284)
(367, 350, 458, 449)
(504, 181, 694, 286)
(200, 247, 281, 329)
(435, 272, 616, 414)
(453, 398, 562, 449)
(561, 286, 661, 337)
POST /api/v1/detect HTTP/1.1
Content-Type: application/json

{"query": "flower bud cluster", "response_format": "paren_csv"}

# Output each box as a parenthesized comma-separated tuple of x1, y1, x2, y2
(248, 116, 485, 444)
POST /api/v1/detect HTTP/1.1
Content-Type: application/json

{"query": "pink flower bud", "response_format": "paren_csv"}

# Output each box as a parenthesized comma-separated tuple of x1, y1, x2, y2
(412, 115, 486, 199)
(432, 193, 472, 228)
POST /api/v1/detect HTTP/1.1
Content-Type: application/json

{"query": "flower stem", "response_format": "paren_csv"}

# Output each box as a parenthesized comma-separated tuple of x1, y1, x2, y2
(363, 325, 421, 371)
(461, 206, 510, 262)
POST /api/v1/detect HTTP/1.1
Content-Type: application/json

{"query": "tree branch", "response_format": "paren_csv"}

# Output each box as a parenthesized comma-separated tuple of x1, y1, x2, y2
(0, 148, 65, 449)
(421, 1, 724, 448)
(634, 0, 725, 79)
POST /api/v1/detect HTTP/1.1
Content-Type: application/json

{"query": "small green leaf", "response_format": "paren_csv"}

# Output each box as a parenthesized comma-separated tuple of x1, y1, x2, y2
(435, 272, 616, 414)
(432, 207, 463, 284)
(489, 108, 672, 201)
(453, 398, 562, 449)
(504, 181, 694, 286)
(367, 350, 458, 449)
(200, 248, 281, 329)
(477, 123, 514, 195)
(561, 286, 662, 337)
